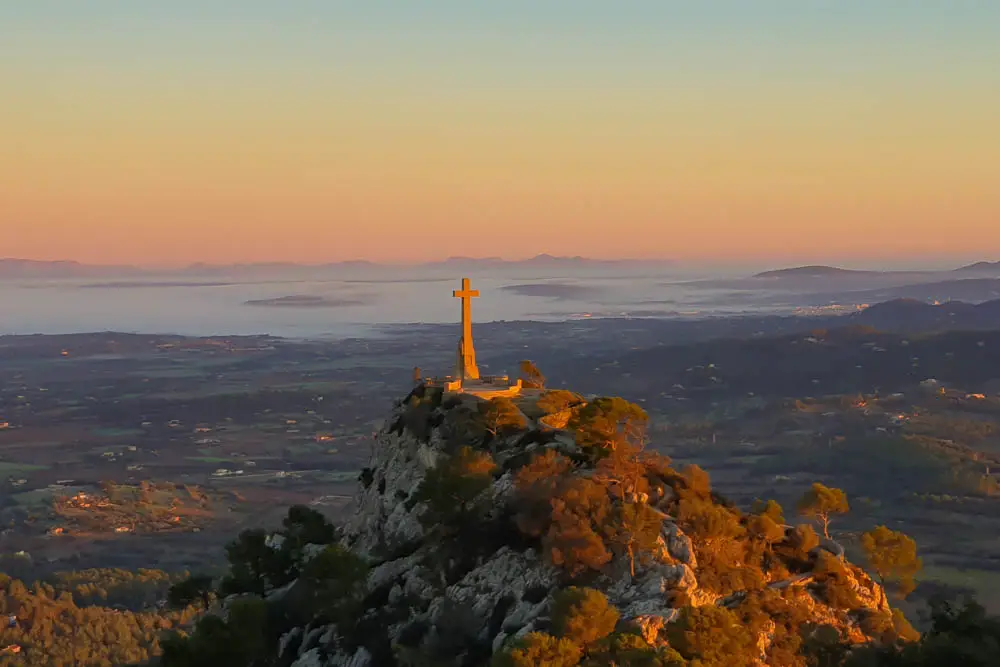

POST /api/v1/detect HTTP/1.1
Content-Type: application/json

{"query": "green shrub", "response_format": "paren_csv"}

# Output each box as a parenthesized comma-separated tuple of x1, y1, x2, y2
(413, 446, 496, 529)
(665, 605, 758, 667)
(550, 587, 619, 647)
(493, 632, 581, 667)
(812, 551, 862, 610)
(537, 390, 586, 416)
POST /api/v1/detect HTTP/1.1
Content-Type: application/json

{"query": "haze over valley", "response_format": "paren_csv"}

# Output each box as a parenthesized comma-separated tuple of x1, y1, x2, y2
(4, 256, 1000, 337)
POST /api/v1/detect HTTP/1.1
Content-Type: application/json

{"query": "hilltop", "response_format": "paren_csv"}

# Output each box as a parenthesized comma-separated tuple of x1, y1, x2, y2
(850, 297, 1000, 330)
(428, 254, 671, 270)
(953, 261, 1000, 274)
(753, 266, 880, 279)
(155, 386, 927, 667)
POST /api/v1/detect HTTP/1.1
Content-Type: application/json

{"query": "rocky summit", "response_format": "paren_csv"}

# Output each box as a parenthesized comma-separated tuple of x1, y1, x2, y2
(198, 386, 916, 667)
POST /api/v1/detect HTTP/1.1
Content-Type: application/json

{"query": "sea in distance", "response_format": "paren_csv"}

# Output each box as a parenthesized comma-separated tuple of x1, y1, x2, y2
(0, 266, 853, 339)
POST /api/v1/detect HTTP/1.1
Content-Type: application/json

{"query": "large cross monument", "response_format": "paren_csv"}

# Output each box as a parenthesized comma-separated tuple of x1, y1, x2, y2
(453, 277, 481, 381)
(436, 278, 522, 398)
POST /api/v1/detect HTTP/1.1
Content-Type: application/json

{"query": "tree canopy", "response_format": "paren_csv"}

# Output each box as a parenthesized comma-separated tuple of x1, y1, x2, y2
(568, 397, 648, 457)
(797, 483, 850, 539)
(519, 360, 546, 389)
(480, 397, 527, 438)
(549, 587, 619, 647)
(494, 632, 581, 667)
(861, 526, 922, 599)
(536, 390, 586, 416)
(414, 446, 497, 528)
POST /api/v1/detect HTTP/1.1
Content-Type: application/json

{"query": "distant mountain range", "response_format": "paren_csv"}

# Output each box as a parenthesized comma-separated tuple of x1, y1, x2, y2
(4, 257, 998, 281)
(0, 258, 145, 279)
(183, 260, 379, 276)
(427, 254, 662, 269)
(754, 261, 1000, 279)
(0, 255, 669, 279)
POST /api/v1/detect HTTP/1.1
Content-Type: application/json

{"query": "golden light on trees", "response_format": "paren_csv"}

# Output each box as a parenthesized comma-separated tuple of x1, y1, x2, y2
(479, 397, 527, 438)
(861, 525, 922, 599)
(796, 483, 849, 539)
(568, 396, 648, 456)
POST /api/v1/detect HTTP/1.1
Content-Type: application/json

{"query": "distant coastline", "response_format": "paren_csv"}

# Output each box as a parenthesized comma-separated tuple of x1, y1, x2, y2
(243, 295, 368, 308)
(500, 283, 599, 300)
(79, 281, 235, 289)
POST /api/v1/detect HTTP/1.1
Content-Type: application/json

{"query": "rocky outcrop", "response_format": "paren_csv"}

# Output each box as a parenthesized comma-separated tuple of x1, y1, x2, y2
(266, 392, 901, 666)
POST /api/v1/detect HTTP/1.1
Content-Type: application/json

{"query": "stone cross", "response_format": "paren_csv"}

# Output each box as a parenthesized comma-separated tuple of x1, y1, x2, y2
(453, 277, 480, 381)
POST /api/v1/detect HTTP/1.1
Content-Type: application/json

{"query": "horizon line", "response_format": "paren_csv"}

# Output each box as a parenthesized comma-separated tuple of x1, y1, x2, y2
(1, 254, 997, 275)
(1, 253, 682, 269)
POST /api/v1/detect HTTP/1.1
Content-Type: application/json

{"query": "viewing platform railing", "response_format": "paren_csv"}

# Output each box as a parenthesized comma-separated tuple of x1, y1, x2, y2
(423, 375, 515, 387)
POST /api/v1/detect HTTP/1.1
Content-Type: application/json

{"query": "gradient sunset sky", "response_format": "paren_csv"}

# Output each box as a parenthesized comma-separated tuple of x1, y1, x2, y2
(3, 2, 998, 267)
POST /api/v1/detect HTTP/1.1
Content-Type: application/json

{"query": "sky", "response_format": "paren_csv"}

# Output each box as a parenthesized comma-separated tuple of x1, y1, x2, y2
(2, 1, 999, 267)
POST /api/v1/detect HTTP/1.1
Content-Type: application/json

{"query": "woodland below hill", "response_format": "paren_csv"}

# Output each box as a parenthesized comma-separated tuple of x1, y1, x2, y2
(0, 568, 201, 667)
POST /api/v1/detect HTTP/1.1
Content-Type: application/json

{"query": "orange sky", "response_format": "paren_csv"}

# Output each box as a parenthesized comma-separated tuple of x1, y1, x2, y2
(3, 3, 999, 266)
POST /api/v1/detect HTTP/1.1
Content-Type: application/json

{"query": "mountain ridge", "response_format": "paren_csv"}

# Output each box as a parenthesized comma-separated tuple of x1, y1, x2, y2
(953, 260, 1000, 274)
(0, 255, 672, 279)
(753, 265, 882, 278)
(5, 257, 998, 281)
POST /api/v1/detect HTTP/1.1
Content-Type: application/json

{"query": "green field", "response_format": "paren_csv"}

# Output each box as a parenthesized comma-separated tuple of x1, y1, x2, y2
(11, 488, 60, 506)
(0, 461, 48, 475)
(284, 444, 323, 455)
(318, 471, 362, 483)
(185, 456, 235, 463)
(920, 564, 1000, 612)
(137, 368, 208, 379)
(90, 427, 145, 438)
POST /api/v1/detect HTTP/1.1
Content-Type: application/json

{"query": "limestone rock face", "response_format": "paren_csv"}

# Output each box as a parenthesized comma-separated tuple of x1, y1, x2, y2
(606, 561, 697, 619)
(630, 613, 678, 646)
(323, 648, 372, 667)
(342, 404, 440, 556)
(662, 519, 697, 568)
(258, 393, 899, 666)
(423, 547, 559, 653)
(848, 563, 890, 613)
(290, 648, 325, 667)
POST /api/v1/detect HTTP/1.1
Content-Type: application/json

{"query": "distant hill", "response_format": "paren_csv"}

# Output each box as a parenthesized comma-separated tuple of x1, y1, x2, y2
(752, 265, 883, 278)
(572, 324, 1000, 401)
(954, 260, 1000, 274)
(427, 253, 670, 270)
(803, 278, 1000, 307)
(851, 297, 1000, 331)
(0, 258, 143, 279)
(750, 263, 1000, 280)
(182, 260, 378, 276)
